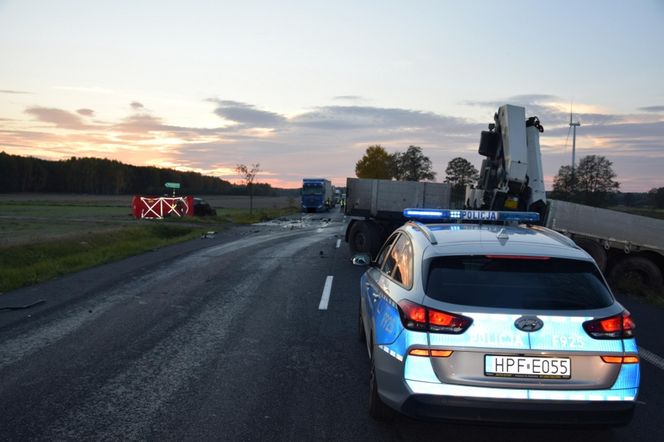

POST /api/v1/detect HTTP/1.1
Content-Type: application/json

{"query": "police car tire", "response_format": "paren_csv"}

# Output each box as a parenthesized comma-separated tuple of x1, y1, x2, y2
(609, 256, 663, 291)
(368, 349, 394, 420)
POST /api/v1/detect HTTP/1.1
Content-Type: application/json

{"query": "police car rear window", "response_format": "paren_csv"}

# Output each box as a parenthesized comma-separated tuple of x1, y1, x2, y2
(425, 256, 613, 309)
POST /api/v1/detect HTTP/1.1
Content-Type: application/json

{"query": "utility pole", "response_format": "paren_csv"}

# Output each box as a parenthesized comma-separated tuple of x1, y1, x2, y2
(569, 109, 581, 190)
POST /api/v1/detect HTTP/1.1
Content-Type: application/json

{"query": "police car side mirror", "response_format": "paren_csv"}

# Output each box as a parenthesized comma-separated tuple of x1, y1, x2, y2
(351, 253, 372, 267)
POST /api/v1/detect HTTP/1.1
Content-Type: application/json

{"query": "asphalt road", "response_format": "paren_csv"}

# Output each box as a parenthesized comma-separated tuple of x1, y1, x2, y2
(1, 208, 663, 441)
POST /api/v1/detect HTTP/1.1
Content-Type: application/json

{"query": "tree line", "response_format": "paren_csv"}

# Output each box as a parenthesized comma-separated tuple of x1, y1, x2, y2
(354, 145, 662, 209)
(354, 145, 479, 205)
(0, 151, 277, 196)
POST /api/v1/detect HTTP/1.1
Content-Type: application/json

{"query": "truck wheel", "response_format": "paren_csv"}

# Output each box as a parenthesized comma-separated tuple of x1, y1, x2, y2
(349, 222, 381, 258)
(575, 238, 607, 273)
(609, 256, 663, 291)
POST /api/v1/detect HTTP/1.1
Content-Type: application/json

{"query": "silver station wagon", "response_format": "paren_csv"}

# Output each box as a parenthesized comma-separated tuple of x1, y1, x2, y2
(356, 209, 639, 426)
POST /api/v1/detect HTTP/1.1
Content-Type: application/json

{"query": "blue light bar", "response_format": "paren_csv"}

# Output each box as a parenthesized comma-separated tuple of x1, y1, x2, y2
(403, 208, 539, 223)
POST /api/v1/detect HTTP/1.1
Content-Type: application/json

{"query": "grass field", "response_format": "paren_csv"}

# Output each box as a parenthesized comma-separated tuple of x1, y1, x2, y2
(610, 206, 664, 220)
(0, 194, 295, 245)
(0, 193, 298, 293)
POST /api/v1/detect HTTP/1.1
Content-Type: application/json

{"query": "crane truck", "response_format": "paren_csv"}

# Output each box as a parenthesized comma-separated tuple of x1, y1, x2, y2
(345, 104, 664, 290)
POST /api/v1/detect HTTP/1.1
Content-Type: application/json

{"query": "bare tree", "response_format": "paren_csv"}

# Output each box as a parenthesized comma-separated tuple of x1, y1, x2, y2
(236, 163, 261, 214)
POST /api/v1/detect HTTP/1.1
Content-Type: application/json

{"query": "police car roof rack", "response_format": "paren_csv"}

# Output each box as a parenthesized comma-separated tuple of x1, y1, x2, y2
(405, 221, 438, 245)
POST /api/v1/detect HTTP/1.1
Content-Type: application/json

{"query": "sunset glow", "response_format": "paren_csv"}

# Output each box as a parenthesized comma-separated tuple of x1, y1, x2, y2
(1, 1, 663, 191)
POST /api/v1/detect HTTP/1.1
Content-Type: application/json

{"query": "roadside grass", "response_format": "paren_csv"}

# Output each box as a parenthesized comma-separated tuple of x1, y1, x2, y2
(0, 201, 299, 293)
(0, 224, 202, 293)
(613, 276, 664, 307)
(0, 204, 130, 219)
(0, 201, 133, 246)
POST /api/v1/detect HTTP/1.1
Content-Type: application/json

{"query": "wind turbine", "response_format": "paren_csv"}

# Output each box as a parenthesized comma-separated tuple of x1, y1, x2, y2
(569, 104, 581, 189)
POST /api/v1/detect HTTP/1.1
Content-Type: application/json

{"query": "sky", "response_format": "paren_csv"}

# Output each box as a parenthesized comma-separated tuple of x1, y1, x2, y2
(1, 0, 663, 191)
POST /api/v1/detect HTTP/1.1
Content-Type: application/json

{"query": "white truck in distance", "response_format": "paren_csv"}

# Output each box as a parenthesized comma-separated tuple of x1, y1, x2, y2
(344, 104, 664, 291)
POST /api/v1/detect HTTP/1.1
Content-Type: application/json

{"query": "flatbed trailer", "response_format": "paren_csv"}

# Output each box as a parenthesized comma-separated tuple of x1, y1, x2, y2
(544, 199, 664, 288)
(344, 178, 452, 257)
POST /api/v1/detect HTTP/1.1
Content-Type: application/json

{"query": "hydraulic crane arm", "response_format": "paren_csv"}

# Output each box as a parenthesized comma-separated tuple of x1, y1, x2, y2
(466, 104, 547, 215)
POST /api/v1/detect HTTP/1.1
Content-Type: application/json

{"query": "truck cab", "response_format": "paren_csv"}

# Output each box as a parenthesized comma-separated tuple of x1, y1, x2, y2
(301, 178, 333, 213)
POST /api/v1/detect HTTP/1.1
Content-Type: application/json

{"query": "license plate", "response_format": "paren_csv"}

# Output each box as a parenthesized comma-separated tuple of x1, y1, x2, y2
(485, 355, 571, 379)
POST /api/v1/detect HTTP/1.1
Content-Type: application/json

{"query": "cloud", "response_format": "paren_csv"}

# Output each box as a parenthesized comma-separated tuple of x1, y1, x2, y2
(546, 121, 664, 139)
(130, 101, 145, 110)
(208, 99, 287, 128)
(0, 89, 30, 94)
(639, 105, 664, 113)
(333, 95, 364, 102)
(24, 107, 92, 130)
(5, 96, 663, 191)
(54, 86, 112, 94)
(113, 114, 165, 133)
(292, 105, 472, 132)
(77, 108, 95, 117)
(464, 94, 560, 108)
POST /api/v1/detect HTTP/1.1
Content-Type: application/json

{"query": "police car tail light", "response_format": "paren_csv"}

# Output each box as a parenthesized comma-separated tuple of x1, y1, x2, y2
(428, 309, 473, 333)
(583, 311, 635, 339)
(398, 300, 427, 331)
(398, 300, 472, 334)
(601, 355, 639, 364)
(408, 348, 454, 358)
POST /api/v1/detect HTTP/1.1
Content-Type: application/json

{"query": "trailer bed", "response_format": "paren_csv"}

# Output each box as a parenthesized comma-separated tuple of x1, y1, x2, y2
(546, 199, 664, 253)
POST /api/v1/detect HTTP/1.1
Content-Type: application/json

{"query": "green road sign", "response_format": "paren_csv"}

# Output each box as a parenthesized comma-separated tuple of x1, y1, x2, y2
(165, 182, 181, 189)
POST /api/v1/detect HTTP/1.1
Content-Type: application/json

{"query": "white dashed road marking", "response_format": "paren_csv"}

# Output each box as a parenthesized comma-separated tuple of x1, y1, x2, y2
(336, 239, 341, 249)
(318, 276, 334, 310)
(639, 346, 664, 371)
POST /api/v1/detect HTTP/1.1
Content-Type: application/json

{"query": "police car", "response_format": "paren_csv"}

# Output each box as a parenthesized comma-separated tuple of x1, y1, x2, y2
(355, 209, 639, 426)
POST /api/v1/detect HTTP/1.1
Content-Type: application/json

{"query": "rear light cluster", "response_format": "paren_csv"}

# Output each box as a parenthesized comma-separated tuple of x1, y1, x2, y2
(408, 348, 453, 357)
(601, 355, 639, 364)
(583, 311, 635, 339)
(398, 300, 473, 334)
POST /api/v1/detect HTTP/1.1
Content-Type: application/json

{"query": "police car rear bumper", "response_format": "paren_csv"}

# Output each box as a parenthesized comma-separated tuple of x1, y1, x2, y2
(400, 394, 635, 427)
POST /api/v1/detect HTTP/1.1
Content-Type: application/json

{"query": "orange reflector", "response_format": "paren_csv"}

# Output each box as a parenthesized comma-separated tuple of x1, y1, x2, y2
(409, 349, 430, 357)
(601, 355, 640, 364)
(430, 350, 453, 358)
(408, 349, 453, 358)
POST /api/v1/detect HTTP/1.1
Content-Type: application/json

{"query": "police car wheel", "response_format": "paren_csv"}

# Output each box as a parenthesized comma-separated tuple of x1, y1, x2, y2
(368, 349, 394, 420)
